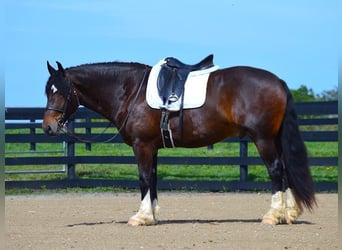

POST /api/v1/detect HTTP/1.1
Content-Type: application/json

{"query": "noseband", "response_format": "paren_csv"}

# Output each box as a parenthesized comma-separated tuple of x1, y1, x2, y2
(46, 81, 80, 127)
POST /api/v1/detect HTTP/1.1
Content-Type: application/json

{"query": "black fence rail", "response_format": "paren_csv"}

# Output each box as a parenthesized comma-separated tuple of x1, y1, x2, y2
(5, 101, 338, 191)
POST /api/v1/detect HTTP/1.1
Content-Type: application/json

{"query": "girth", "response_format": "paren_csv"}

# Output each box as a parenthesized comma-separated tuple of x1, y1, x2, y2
(160, 108, 175, 148)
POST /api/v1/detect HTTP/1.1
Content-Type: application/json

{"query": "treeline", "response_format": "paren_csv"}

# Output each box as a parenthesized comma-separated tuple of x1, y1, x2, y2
(291, 85, 337, 102)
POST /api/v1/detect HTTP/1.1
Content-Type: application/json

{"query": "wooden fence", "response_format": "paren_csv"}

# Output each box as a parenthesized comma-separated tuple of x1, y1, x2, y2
(5, 101, 338, 191)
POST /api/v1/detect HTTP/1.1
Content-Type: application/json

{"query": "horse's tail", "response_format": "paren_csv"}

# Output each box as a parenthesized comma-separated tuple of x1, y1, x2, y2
(279, 80, 316, 210)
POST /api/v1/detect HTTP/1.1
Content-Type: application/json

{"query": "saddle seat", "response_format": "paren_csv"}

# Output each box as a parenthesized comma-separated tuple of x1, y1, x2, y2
(164, 54, 214, 70)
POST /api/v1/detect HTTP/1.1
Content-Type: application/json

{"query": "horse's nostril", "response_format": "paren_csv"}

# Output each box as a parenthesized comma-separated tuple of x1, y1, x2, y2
(44, 124, 55, 135)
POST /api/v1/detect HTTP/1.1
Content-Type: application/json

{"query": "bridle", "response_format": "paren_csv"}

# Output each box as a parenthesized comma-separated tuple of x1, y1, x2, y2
(46, 79, 80, 128)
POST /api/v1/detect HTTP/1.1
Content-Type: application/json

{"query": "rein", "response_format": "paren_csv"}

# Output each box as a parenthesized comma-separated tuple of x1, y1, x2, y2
(60, 121, 116, 143)
(58, 68, 148, 143)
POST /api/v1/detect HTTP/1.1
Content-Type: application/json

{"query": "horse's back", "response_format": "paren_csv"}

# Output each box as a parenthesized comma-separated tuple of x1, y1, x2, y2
(211, 66, 285, 93)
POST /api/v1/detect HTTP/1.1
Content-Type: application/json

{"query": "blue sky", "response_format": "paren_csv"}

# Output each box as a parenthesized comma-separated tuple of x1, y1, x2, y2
(4, 0, 338, 107)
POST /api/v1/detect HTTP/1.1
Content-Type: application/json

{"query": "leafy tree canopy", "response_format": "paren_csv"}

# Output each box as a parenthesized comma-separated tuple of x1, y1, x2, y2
(291, 85, 337, 102)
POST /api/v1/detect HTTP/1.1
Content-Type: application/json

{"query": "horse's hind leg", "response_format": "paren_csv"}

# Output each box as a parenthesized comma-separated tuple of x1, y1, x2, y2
(281, 170, 302, 224)
(254, 138, 286, 225)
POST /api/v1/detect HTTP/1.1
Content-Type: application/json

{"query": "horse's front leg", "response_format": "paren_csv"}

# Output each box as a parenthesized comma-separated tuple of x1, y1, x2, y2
(128, 143, 160, 226)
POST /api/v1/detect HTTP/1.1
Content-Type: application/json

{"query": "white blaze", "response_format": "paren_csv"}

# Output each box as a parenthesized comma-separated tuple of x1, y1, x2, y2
(51, 84, 58, 94)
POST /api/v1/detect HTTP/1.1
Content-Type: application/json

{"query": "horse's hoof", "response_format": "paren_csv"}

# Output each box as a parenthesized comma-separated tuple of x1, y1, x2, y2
(284, 209, 300, 224)
(128, 216, 144, 226)
(261, 217, 277, 225)
(128, 214, 157, 226)
(285, 219, 293, 225)
(261, 208, 285, 225)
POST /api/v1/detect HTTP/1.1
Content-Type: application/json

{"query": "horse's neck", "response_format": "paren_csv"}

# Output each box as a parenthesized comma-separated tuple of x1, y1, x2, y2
(71, 67, 146, 125)
(73, 79, 119, 121)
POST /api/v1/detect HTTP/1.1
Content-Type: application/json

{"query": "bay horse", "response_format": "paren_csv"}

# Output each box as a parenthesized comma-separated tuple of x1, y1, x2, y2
(42, 58, 316, 226)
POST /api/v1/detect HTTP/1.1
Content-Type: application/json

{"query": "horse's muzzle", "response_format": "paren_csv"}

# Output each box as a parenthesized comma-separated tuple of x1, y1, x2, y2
(42, 118, 61, 136)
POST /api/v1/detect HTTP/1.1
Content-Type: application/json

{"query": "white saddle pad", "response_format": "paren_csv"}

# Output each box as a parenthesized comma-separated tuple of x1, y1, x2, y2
(146, 59, 219, 111)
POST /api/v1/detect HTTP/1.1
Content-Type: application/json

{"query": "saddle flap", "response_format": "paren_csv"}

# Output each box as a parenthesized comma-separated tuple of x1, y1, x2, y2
(157, 64, 190, 105)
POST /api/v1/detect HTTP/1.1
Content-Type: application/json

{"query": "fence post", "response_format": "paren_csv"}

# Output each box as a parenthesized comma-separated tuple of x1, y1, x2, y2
(67, 119, 76, 180)
(85, 117, 91, 151)
(239, 139, 248, 182)
(30, 119, 36, 151)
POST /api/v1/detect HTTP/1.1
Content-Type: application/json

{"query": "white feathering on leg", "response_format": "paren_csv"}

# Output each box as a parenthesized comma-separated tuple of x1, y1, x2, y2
(152, 199, 160, 221)
(128, 189, 157, 226)
(284, 188, 303, 224)
(262, 191, 286, 225)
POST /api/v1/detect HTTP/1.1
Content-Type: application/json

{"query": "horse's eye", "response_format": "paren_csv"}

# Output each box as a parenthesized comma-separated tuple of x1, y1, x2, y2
(51, 84, 58, 94)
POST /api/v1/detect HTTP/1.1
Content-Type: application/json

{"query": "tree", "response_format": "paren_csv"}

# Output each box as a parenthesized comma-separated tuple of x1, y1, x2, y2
(291, 85, 337, 102)
(316, 87, 338, 101)
(291, 85, 316, 102)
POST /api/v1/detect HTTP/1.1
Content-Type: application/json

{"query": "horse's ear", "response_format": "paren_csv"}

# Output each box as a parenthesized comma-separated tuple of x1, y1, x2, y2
(47, 61, 56, 75)
(56, 61, 66, 76)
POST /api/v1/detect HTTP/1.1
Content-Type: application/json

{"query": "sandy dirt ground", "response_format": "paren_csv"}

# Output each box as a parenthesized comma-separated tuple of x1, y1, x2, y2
(5, 192, 338, 249)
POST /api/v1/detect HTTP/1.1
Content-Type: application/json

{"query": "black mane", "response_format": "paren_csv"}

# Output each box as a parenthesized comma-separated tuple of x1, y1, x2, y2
(67, 61, 149, 72)
(45, 61, 150, 97)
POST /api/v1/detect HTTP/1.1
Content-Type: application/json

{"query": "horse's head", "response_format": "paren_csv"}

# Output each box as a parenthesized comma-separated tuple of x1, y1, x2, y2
(42, 61, 80, 136)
